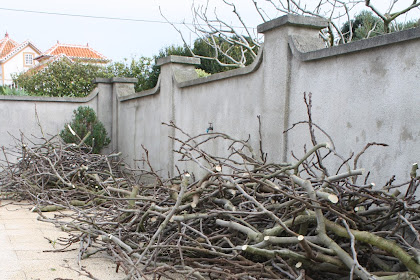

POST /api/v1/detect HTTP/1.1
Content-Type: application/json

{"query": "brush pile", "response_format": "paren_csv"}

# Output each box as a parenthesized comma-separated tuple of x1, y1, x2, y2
(1, 118, 419, 280)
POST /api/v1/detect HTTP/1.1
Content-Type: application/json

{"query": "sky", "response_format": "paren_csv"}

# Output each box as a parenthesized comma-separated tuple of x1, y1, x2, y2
(0, 0, 419, 63)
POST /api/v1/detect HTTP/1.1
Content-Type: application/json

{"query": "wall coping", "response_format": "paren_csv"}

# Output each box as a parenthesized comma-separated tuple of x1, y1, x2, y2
(289, 26, 420, 61)
(156, 56, 201, 66)
(258, 14, 328, 33)
(119, 76, 161, 102)
(93, 77, 138, 84)
(178, 47, 264, 88)
(0, 87, 99, 103)
(119, 47, 264, 98)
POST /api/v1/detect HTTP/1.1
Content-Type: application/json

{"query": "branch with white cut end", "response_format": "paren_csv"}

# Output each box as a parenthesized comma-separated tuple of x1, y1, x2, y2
(315, 191, 339, 204)
(410, 163, 418, 179)
(291, 175, 377, 280)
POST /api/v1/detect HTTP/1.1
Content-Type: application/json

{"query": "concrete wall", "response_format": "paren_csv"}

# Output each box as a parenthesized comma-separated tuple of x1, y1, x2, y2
(0, 15, 419, 188)
(0, 78, 119, 162)
(287, 28, 420, 186)
(114, 15, 419, 186)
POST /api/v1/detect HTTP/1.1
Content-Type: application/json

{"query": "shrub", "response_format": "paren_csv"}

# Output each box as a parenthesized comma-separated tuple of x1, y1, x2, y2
(195, 69, 211, 78)
(106, 56, 154, 92)
(60, 106, 110, 153)
(0, 86, 29, 96)
(13, 59, 110, 97)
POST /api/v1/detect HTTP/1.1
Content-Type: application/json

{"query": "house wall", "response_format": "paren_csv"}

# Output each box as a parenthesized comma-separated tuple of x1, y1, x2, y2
(2, 45, 39, 85)
(0, 15, 419, 189)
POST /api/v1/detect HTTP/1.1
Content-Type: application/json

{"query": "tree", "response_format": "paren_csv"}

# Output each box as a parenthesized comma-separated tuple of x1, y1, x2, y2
(106, 56, 154, 92)
(193, 36, 258, 74)
(365, 0, 420, 33)
(108, 41, 236, 92)
(136, 38, 253, 91)
(13, 59, 109, 97)
(145, 45, 191, 90)
(13, 44, 224, 97)
(162, 0, 420, 67)
(341, 11, 385, 42)
(161, 1, 261, 69)
(341, 10, 418, 42)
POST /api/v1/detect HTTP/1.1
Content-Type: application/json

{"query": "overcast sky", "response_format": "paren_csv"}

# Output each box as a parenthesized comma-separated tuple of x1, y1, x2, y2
(1, 0, 418, 62)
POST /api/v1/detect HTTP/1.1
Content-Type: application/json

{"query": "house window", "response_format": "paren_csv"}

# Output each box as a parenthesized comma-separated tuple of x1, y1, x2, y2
(24, 53, 33, 65)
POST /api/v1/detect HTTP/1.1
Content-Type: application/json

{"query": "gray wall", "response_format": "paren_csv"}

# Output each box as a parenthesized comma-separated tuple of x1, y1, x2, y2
(0, 92, 98, 163)
(0, 81, 114, 162)
(1, 15, 419, 187)
(288, 30, 420, 186)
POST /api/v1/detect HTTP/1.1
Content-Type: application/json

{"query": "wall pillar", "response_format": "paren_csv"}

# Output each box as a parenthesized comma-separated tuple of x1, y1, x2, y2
(156, 55, 201, 176)
(93, 77, 137, 153)
(257, 15, 327, 162)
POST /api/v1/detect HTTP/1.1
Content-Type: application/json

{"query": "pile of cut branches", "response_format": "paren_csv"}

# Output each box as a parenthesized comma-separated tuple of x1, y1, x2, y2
(1, 100, 419, 280)
(0, 133, 123, 208)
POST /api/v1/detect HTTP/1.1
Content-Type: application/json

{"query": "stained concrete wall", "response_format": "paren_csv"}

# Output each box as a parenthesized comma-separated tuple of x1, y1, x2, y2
(287, 27, 420, 186)
(0, 78, 119, 162)
(0, 92, 98, 161)
(114, 15, 419, 186)
(0, 15, 419, 188)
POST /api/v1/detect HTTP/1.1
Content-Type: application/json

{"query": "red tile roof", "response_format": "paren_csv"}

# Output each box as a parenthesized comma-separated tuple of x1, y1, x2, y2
(0, 32, 19, 59)
(37, 43, 109, 63)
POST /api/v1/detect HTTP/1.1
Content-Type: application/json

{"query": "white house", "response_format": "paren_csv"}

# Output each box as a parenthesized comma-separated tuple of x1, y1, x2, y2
(0, 32, 42, 86)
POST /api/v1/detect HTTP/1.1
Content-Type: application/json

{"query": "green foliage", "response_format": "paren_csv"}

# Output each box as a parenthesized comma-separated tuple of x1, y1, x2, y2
(106, 56, 154, 92)
(192, 36, 258, 74)
(192, 37, 227, 74)
(13, 59, 110, 97)
(341, 11, 419, 42)
(60, 106, 110, 154)
(104, 46, 191, 92)
(137, 39, 257, 90)
(11, 36, 258, 97)
(343, 11, 384, 41)
(0, 86, 29, 96)
(195, 69, 211, 78)
(393, 19, 419, 31)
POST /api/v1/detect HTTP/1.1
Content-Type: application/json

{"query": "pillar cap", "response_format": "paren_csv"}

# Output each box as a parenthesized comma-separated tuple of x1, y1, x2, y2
(258, 14, 328, 34)
(156, 55, 201, 67)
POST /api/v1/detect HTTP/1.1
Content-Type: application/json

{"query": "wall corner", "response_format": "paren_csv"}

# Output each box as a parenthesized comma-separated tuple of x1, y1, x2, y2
(92, 77, 137, 153)
(92, 78, 113, 153)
